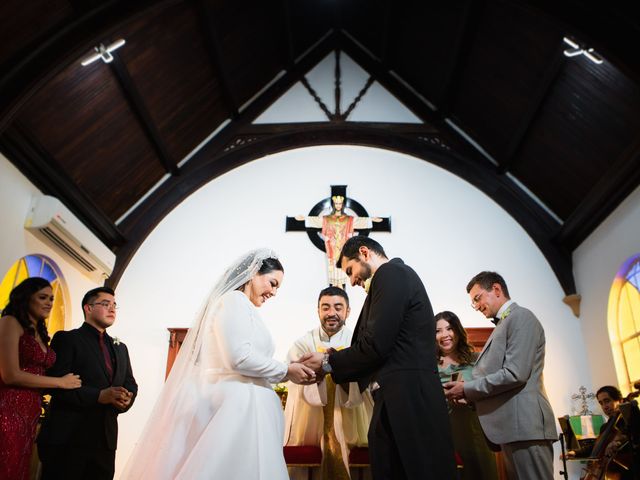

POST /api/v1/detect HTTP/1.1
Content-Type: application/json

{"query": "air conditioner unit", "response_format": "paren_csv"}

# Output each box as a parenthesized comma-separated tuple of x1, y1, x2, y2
(24, 195, 116, 281)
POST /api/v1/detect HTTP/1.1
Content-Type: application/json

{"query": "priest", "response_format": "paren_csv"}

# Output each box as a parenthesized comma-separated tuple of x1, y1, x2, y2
(284, 286, 373, 480)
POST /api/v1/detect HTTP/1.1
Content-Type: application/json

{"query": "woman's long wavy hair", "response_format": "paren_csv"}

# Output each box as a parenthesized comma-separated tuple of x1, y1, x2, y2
(2, 277, 52, 343)
(435, 310, 474, 366)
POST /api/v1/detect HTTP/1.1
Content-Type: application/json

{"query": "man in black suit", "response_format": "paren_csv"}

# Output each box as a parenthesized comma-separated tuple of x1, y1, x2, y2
(38, 286, 137, 480)
(302, 236, 455, 480)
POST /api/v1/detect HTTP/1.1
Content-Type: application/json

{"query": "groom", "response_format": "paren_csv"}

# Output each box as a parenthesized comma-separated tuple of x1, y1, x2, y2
(38, 286, 137, 480)
(302, 236, 455, 480)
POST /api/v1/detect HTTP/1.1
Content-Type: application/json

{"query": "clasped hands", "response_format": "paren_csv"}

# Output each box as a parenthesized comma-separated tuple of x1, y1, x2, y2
(286, 349, 335, 385)
(99, 386, 134, 411)
(443, 380, 467, 405)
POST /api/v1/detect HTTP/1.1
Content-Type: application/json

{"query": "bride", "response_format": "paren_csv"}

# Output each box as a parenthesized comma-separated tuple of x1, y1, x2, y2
(122, 249, 315, 479)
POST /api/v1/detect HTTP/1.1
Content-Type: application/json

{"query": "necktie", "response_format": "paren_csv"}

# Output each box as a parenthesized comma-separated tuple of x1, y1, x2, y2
(491, 317, 500, 325)
(320, 375, 350, 480)
(99, 332, 113, 382)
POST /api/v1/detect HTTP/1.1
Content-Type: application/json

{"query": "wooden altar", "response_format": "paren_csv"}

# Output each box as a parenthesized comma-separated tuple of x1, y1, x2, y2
(165, 328, 188, 379)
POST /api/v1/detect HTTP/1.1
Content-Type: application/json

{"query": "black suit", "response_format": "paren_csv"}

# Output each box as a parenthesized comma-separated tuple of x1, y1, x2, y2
(38, 323, 137, 480)
(330, 258, 455, 480)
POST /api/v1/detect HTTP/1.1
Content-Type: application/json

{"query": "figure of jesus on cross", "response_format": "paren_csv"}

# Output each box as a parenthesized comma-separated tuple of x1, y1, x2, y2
(286, 185, 391, 287)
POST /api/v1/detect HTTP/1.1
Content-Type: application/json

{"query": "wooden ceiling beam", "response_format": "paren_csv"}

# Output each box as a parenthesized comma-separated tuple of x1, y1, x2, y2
(0, 123, 125, 247)
(241, 121, 440, 136)
(192, 0, 240, 118)
(109, 53, 179, 176)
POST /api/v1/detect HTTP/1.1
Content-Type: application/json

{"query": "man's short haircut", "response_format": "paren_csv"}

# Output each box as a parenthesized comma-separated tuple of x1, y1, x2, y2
(466, 271, 510, 299)
(596, 385, 623, 401)
(336, 236, 387, 267)
(82, 286, 116, 311)
(318, 286, 349, 306)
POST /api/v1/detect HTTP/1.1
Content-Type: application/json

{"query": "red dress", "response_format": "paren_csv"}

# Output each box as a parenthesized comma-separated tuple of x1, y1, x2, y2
(0, 333, 56, 480)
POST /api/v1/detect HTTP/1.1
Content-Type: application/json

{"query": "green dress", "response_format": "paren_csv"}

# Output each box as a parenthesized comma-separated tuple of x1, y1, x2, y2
(438, 362, 498, 480)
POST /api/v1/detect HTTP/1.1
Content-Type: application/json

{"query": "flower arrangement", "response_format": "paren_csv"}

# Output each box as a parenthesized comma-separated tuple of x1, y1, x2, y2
(273, 382, 288, 409)
(273, 382, 288, 394)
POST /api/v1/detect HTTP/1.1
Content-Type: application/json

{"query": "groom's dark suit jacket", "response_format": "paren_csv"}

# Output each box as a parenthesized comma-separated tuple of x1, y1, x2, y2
(38, 322, 138, 451)
(330, 258, 455, 479)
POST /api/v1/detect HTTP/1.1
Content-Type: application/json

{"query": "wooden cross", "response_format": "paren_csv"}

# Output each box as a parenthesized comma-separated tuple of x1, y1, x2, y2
(286, 185, 391, 286)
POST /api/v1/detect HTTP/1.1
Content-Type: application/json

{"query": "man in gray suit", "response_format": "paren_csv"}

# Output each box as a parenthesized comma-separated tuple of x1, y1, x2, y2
(444, 271, 557, 479)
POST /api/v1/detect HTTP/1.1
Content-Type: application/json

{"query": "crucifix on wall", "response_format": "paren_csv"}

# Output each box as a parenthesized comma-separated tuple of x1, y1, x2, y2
(286, 185, 391, 287)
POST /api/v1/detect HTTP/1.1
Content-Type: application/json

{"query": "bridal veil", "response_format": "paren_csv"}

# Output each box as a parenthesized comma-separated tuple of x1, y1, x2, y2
(121, 248, 279, 479)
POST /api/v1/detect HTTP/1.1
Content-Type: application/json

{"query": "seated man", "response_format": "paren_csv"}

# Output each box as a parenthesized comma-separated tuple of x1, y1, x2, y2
(284, 286, 373, 480)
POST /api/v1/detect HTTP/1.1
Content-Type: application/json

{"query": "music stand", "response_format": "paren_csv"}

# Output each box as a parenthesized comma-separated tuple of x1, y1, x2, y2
(557, 414, 604, 453)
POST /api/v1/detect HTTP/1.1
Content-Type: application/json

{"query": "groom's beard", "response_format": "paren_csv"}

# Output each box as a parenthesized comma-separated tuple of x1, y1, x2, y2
(359, 260, 373, 291)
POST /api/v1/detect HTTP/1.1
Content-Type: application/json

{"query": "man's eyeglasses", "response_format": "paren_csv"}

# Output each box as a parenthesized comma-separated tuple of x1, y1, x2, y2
(90, 301, 118, 310)
(470, 291, 487, 309)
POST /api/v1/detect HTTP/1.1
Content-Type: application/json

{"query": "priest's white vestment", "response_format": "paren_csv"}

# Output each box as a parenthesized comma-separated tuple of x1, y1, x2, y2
(283, 326, 373, 479)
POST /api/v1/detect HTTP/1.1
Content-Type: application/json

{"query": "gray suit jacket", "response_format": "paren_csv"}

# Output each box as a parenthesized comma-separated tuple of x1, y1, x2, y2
(464, 302, 557, 445)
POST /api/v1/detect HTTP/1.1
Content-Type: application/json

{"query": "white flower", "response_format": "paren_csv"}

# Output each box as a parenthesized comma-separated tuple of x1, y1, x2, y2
(113, 337, 122, 346)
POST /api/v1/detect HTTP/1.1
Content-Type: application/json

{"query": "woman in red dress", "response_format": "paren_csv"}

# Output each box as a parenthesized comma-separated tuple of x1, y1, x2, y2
(0, 277, 82, 480)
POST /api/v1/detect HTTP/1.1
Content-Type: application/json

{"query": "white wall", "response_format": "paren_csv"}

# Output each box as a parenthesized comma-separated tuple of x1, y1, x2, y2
(113, 145, 592, 478)
(574, 184, 640, 392)
(0, 152, 100, 325)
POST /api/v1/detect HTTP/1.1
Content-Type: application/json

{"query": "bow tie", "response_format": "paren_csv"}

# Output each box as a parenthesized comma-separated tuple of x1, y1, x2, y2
(492, 307, 511, 326)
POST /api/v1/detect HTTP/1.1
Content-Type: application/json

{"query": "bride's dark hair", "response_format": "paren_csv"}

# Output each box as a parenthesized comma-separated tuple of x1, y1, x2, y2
(258, 257, 283, 275)
(237, 256, 283, 291)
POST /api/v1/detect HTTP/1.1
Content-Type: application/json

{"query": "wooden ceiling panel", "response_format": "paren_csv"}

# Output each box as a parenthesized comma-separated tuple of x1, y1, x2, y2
(117, 3, 228, 163)
(340, 0, 386, 59)
(208, 0, 287, 108)
(385, 1, 471, 106)
(16, 62, 164, 220)
(287, 1, 333, 60)
(449, 1, 564, 161)
(512, 59, 640, 219)
(0, 0, 72, 66)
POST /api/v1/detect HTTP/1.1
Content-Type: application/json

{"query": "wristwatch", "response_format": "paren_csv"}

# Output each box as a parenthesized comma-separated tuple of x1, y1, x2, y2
(321, 353, 332, 373)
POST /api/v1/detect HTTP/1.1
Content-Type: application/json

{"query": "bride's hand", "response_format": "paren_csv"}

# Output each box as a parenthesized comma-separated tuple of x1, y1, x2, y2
(286, 362, 316, 385)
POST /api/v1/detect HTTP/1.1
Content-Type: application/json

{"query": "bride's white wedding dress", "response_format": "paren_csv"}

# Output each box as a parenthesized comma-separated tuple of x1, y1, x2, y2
(123, 278, 289, 479)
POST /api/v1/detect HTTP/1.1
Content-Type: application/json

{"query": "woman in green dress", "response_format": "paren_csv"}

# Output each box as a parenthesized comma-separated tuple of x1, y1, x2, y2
(436, 311, 498, 480)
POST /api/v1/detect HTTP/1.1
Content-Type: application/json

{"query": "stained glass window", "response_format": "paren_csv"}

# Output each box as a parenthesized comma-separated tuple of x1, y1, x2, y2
(0, 255, 67, 336)
(608, 254, 640, 394)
